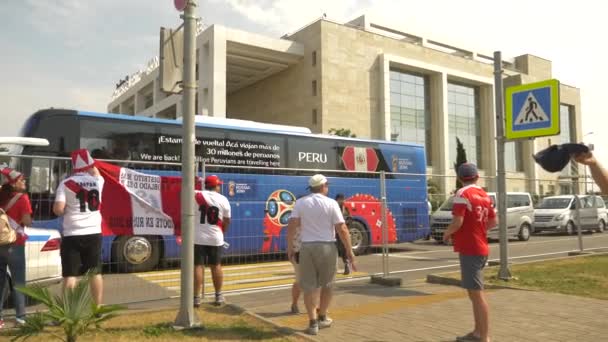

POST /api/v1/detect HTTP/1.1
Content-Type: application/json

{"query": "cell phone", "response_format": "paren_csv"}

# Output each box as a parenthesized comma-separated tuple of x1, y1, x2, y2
(295, 252, 300, 264)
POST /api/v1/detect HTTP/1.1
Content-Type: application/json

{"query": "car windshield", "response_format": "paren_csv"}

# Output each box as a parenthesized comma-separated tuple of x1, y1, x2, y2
(439, 197, 454, 211)
(537, 198, 571, 209)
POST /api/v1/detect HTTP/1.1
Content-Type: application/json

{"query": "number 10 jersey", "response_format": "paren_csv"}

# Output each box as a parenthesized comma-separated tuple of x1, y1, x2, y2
(55, 173, 105, 236)
(194, 190, 231, 246)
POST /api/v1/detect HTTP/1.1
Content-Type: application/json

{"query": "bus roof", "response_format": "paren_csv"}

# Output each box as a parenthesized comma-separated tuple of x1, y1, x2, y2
(25, 109, 424, 149)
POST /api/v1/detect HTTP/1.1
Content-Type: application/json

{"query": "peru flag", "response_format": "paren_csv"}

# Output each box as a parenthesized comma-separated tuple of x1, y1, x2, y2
(96, 161, 196, 236)
(341, 146, 379, 172)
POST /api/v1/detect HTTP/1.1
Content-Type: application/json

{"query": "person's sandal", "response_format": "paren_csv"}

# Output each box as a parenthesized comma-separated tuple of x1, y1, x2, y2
(456, 332, 480, 341)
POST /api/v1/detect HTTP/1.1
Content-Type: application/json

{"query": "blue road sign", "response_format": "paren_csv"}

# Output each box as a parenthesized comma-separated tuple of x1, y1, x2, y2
(505, 79, 560, 139)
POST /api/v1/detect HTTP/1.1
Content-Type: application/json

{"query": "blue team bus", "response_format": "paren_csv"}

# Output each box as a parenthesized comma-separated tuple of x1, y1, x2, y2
(13, 108, 429, 272)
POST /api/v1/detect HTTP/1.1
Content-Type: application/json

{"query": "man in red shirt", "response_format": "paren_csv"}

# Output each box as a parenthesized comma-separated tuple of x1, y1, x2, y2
(443, 163, 496, 342)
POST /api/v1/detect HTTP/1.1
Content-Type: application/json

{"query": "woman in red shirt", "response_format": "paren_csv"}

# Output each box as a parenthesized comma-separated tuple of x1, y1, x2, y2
(0, 168, 32, 328)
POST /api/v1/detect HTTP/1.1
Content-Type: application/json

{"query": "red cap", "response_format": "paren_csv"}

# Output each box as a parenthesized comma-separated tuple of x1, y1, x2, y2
(205, 175, 223, 187)
(1, 167, 24, 185)
(71, 149, 95, 173)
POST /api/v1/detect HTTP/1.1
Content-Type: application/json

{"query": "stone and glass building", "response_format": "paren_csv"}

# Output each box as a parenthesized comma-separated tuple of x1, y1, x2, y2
(108, 15, 582, 195)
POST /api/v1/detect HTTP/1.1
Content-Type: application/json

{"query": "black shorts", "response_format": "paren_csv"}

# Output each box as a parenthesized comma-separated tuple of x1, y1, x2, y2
(194, 245, 222, 266)
(60, 234, 102, 277)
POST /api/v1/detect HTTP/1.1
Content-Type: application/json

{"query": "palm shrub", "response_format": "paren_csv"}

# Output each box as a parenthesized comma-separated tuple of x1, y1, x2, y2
(12, 272, 123, 342)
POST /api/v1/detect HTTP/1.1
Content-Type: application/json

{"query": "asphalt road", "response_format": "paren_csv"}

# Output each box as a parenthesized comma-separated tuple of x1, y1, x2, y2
(101, 232, 608, 305)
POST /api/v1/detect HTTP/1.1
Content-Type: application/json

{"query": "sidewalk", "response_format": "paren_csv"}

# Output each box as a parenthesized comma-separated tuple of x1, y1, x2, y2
(228, 276, 608, 342)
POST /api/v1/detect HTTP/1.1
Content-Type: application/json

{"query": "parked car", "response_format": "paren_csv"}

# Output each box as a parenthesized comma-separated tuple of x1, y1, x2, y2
(430, 192, 534, 242)
(533, 195, 607, 235)
(485, 192, 534, 241)
(1, 137, 62, 307)
(1, 226, 62, 308)
(23, 226, 62, 284)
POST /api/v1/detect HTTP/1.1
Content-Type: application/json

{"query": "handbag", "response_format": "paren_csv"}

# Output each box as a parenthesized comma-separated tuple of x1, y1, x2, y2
(0, 193, 23, 245)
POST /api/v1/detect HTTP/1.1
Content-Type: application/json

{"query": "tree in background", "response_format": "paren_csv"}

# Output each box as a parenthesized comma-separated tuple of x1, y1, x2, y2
(328, 128, 356, 138)
(454, 137, 468, 191)
(427, 179, 442, 212)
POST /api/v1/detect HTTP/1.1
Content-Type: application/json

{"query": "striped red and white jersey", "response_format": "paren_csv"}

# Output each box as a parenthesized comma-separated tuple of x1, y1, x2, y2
(194, 190, 231, 246)
(55, 173, 104, 236)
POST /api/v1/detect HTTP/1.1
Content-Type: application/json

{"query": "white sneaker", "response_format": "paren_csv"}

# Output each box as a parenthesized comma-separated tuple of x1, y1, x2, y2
(214, 293, 225, 305)
(318, 316, 333, 328)
(15, 317, 26, 326)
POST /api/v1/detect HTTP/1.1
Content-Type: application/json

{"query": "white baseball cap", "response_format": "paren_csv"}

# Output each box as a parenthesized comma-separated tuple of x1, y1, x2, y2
(308, 174, 328, 188)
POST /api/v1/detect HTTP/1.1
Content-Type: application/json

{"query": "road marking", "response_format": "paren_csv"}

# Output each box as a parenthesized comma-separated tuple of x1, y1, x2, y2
(135, 260, 367, 295)
(372, 254, 437, 260)
(387, 234, 608, 256)
(273, 290, 468, 328)
(135, 261, 292, 277)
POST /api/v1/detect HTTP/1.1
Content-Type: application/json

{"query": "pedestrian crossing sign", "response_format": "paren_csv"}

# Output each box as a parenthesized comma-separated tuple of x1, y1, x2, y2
(505, 79, 560, 140)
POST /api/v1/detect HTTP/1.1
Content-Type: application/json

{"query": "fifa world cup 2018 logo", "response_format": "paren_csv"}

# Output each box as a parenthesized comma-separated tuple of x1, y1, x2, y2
(262, 189, 296, 253)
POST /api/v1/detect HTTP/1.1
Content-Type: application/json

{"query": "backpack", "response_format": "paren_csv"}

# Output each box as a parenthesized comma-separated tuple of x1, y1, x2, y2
(0, 193, 23, 246)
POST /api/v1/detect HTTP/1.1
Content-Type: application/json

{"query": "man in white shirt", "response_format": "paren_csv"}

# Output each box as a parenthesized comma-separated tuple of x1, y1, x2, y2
(53, 149, 105, 305)
(193, 175, 231, 307)
(287, 174, 356, 335)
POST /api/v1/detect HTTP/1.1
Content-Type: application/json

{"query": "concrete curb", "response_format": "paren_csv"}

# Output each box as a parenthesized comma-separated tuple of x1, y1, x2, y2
(425, 273, 524, 290)
(426, 251, 608, 290)
(226, 303, 318, 341)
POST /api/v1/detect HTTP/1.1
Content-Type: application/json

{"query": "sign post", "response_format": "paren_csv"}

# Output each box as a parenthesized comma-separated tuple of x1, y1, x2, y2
(495, 52, 560, 280)
(174, 0, 201, 329)
(493, 52, 511, 280)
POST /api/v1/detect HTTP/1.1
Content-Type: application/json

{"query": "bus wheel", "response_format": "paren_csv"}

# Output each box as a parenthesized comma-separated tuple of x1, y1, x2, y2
(112, 235, 161, 273)
(349, 221, 369, 256)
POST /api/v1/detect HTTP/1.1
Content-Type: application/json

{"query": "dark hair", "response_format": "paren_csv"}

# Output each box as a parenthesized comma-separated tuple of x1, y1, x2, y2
(0, 183, 15, 207)
(335, 193, 345, 200)
(205, 184, 217, 191)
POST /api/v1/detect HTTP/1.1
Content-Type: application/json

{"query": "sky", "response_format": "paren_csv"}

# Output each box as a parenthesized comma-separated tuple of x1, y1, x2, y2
(1, 0, 606, 159)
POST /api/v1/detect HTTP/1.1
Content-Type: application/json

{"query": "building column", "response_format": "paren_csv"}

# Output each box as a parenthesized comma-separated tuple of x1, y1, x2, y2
(430, 72, 450, 194)
(379, 54, 390, 140)
(479, 85, 497, 191)
(198, 25, 227, 117)
(523, 140, 537, 193)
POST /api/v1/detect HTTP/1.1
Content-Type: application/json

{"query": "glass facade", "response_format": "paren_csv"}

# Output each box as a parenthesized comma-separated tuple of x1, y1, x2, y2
(448, 83, 480, 166)
(389, 70, 431, 165)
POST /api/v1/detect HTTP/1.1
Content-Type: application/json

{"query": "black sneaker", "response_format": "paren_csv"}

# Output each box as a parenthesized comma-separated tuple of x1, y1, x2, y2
(343, 262, 351, 275)
(193, 296, 201, 308)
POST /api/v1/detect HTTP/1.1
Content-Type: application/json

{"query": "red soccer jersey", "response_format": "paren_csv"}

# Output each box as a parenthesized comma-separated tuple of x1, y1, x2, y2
(451, 184, 495, 256)
(5, 193, 33, 246)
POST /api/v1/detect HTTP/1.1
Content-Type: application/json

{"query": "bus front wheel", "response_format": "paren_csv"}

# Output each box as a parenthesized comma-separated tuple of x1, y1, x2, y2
(112, 235, 161, 273)
(349, 221, 369, 256)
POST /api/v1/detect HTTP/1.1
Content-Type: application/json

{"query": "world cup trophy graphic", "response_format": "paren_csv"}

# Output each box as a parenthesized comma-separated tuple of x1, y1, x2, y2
(228, 181, 236, 197)
(262, 189, 296, 253)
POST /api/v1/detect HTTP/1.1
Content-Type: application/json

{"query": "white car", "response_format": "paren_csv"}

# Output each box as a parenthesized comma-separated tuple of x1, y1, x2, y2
(1, 137, 62, 297)
(534, 195, 607, 235)
(23, 226, 62, 284)
(430, 192, 534, 242)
